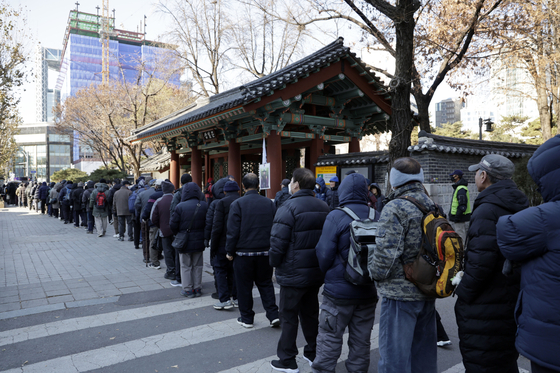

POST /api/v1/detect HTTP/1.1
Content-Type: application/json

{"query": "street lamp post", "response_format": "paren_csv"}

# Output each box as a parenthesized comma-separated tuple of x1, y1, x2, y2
(479, 117, 494, 140)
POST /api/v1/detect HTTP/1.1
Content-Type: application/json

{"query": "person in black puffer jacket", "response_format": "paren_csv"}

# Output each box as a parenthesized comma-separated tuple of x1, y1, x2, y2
(71, 182, 85, 227)
(204, 176, 229, 247)
(454, 154, 529, 373)
(314, 172, 379, 373)
(170, 182, 207, 298)
(82, 181, 95, 233)
(269, 168, 330, 371)
(274, 179, 291, 209)
(211, 181, 241, 309)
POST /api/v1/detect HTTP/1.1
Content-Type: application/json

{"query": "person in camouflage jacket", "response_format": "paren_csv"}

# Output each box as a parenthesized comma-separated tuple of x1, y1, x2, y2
(369, 157, 437, 373)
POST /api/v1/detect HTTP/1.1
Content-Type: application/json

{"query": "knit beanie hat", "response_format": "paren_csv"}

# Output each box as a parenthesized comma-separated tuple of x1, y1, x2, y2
(162, 180, 175, 194)
(223, 180, 240, 192)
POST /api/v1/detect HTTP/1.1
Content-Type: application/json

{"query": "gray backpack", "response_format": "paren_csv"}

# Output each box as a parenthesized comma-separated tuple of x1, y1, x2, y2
(337, 206, 379, 285)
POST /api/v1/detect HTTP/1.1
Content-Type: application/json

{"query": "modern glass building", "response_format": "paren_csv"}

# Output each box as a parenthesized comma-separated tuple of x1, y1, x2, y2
(13, 123, 72, 182)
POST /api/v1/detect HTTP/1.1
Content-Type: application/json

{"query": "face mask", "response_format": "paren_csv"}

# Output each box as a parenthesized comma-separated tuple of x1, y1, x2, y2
(288, 183, 293, 195)
(450, 176, 456, 182)
(316, 184, 320, 190)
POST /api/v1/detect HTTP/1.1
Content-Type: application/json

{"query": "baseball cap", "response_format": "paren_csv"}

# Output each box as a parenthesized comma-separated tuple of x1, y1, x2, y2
(281, 179, 290, 187)
(449, 170, 463, 177)
(468, 154, 515, 180)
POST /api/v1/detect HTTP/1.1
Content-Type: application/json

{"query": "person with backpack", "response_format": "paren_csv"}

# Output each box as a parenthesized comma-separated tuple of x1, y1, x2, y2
(453, 154, 529, 373)
(82, 180, 95, 234)
(90, 178, 110, 237)
(60, 181, 75, 224)
(269, 168, 330, 372)
(313, 172, 380, 373)
(497, 135, 560, 373)
(368, 157, 437, 373)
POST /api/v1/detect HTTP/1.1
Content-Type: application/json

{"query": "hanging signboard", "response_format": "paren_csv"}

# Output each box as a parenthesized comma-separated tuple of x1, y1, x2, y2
(201, 129, 217, 143)
(259, 163, 270, 190)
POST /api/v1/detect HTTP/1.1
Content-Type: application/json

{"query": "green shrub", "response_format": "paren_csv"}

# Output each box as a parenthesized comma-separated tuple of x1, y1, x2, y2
(51, 168, 88, 183)
(513, 156, 542, 206)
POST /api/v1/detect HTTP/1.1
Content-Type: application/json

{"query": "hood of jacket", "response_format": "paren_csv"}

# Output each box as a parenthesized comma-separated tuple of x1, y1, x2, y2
(181, 182, 202, 202)
(212, 177, 229, 200)
(315, 176, 327, 193)
(112, 184, 122, 191)
(67, 183, 77, 191)
(474, 179, 529, 214)
(86, 181, 95, 190)
(528, 134, 560, 202)
(370, 182, 384, 196)
(95, 183, 109, 192)
(338, 173, 369, 206)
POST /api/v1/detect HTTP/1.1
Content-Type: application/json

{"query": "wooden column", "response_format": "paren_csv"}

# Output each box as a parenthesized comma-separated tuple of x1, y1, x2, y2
(309, 136, 324, 174)
(228, 140, 241, 185)
(204, 152, 210, 185)
(191, 147, 202, 187)
(349, 137, 361, 153)
(268, 130, 282, 197)
(169, 150, 180, 189)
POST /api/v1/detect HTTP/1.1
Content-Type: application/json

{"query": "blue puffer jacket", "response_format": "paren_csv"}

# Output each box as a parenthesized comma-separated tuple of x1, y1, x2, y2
(170, 183, 208, 254)
(38, 183, 49, 200)
(315, 173, 378, 304)
(497, 135, 560, 371)
(269, 189, 330, 288)
(315, 177, 332, 206)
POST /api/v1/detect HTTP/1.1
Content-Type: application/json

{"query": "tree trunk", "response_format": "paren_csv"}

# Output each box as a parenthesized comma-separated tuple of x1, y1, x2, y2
(414, 92, 432, 132)
(388, 0, 416, 166)
(536, 81, 552, 141)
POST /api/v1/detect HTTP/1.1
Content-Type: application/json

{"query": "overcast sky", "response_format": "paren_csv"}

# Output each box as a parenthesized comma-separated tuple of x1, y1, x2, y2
(14, 0, 456, 124)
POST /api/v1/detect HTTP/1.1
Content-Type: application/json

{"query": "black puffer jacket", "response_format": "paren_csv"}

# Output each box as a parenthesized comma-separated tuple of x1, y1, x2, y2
(226, 190, 276, 254)
(455, 179, 529, 373)
(274, 187, 291, 209)
(269, 189, 330, 287)
(204, 177, 228, 241)
(71, 185, 85, 210)
(170, 183, 208, 253)
(211, 192, 240, 257)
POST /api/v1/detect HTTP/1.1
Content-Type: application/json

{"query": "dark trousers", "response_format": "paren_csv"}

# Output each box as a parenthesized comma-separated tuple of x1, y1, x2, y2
(40, 199, 47, 214)
(141, 220, 150, 261)
(277, 285, 320, 363)
(52, 208, 59, 218)
(233, 255, 278, 324)
(47, 202, 52, 216)
(133, 217, 141, 248)
(62, 204, 71, 222)
(161, 236, 176, 278)
(118, 215, 133, 239)
(436, 310, 449, 341)
(86, 210, 94, 232)
(213, 253, 237, 303)
(73, 209, 84, 227)
(532, 361, 560, 373)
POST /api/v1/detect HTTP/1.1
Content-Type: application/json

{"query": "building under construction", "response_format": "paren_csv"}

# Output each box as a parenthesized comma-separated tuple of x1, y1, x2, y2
(55, 7, 180, 170)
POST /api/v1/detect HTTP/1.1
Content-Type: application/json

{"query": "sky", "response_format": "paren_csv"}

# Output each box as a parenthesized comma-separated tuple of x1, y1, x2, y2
(14, 0, 458, 124)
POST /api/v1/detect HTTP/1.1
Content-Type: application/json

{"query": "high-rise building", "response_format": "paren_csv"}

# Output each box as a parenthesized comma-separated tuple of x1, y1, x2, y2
(435, 98, 463, 128)
(35, 46, 62, 122)
(55, 8, 181, 172)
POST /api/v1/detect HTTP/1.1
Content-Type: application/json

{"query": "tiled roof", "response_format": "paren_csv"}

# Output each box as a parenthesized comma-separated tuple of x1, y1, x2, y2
(129, 38, 387, 142)
(140, 149, 172, 172)
(408, 131, 539, 158)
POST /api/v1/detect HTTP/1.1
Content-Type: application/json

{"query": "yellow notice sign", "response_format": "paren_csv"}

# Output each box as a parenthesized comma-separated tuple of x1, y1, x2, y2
(316, 166, 338, 183)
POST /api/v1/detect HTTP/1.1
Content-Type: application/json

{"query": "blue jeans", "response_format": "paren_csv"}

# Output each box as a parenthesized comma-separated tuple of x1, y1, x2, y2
(378, 297, 437, 373)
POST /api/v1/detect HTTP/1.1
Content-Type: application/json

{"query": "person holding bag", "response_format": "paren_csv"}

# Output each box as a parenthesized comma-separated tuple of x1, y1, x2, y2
(170, 182, 208, 298)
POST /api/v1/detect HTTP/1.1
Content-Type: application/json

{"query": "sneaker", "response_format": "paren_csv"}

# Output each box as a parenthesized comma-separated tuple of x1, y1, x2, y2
(211, 292, 219, 299)
(213, 300, 234, 310)
(170, 280, 182, 287)
(128, 237, 133, 241)
(118, 237, 124, 241)
(181, 290, 195, 298)
(237, 317, 253, 329)
(163, 273, 175, 280)
(437, 340, 452, 347)
(86, 231, 93, 234)
(232, 299, 238, 307)
(302, 353, 315, 367)
(98, 233, 104, 237)
(113, 234, 119, 238)
(194, 288, 202, 297)
(135, 246, 141, 250)
(148, 263, 161, 269)
(270, 318, 280, 328)
(270, 359, 299, 373)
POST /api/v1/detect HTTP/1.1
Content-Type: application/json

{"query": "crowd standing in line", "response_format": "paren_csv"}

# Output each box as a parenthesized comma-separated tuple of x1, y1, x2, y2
(8, 136, 560, 373)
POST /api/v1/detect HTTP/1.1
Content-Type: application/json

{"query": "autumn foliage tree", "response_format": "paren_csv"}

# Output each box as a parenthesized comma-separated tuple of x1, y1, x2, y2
(55, 53, 193, 178)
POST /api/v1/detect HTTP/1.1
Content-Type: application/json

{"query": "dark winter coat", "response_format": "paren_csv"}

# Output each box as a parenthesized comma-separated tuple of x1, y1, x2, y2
(497, 135, 560, 371)
(169, 183, 208, 253)
(314, 177, 332, 207)
(204, 177, 228, 241)
(82, 181, 95, 212)
(71, 185, 85, 210)
(113, 185, 132, 216)
(225, 190, 276, 254)
(142, 190, 163, 226)
(151, 193, 174, 237)
(33, 184, 41, 200)
(274, 187, 291, 209)
(329, 186, 339, 210)
(38, 183, 49, 200)
(449, 177, 471, 222)
(454, 178, 529, 373)
(60, 183, 76, 206)
(210, 192, 240, 257)
(89, 182, 109, 217)
(316, 173, 378, 304)
(106, 184, 120, 213)
(369, 183, 385, 214)
(270, 189, 329, 288)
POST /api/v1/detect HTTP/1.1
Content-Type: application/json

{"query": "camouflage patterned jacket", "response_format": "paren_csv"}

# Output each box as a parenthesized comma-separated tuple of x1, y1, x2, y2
(370, 181, 435, 301)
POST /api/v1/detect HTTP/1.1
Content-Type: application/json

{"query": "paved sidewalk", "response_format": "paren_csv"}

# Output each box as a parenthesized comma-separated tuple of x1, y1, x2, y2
(0, 205, 214, 317)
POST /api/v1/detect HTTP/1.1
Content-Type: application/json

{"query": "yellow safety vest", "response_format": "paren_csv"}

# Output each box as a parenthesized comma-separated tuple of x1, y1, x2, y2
(451, 185, 471, 215)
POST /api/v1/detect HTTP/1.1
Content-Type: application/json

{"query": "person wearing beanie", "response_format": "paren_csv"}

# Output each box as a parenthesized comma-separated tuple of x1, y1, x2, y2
(90, 178, 109, 237)
(211, 180, 241, 309)
(142, 180, 164, 268)
(274, 179, 291, 209)
(170, 173, 192, 216)
(152, 181, 178, 281)
(113, 180, 132, 241)
(328, 176, 340, 210)
(370, 157, 438, 373)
